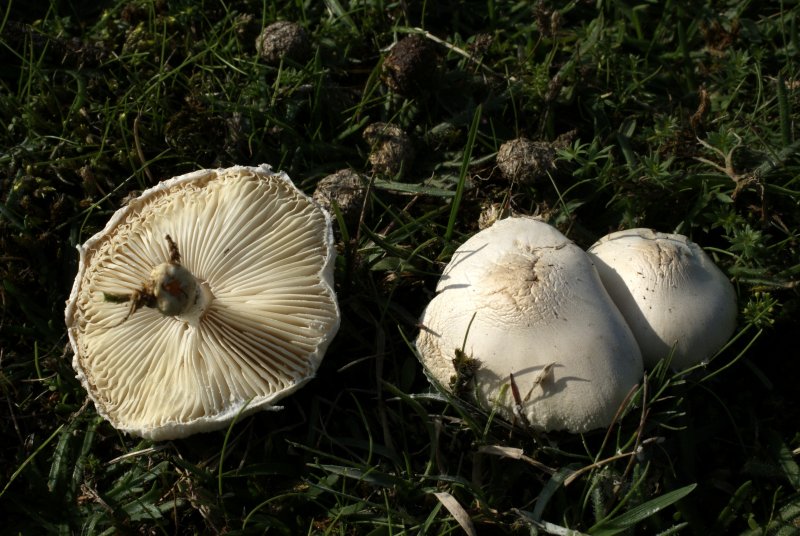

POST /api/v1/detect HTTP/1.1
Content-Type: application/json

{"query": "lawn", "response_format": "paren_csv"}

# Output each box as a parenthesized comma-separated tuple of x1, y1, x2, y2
(1, 0, 799, 534)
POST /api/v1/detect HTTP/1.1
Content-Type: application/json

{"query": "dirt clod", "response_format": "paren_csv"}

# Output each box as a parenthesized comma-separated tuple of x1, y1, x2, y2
(381, 35, 440, 96)
(496, 137, 557, 184)
(255, 21, 311, 65)
(363, 123, 415, 179)
(313, 169, 368, 228)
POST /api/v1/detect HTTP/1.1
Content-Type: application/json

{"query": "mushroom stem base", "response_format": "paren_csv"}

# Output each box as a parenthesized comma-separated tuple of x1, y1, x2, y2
(180, 281, 213, 327)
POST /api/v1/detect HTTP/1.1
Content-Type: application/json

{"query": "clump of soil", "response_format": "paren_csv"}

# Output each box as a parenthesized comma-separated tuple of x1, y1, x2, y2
(313, 169, 368, 229)
(255, 21, 311, 65)
(496, 137, 557, 184)
(363, 123, 415, 179)
(381, 34, 440, 96)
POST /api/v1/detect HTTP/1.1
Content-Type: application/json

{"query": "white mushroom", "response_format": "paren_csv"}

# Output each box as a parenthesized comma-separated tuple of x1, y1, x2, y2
(415, 217, 643, 433)
(65, 165, 340, 440)
(587, 228, 737, 370)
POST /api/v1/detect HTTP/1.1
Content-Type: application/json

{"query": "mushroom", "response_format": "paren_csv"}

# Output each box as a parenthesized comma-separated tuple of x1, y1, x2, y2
(415, 217, 643, 433)
(65, 165, 340, 440)
(587, 228, 737, 370)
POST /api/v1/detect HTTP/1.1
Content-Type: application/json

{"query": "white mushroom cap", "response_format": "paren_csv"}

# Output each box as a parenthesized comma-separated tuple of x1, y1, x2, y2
(587, 228, 737, 370)
(65, 165, 340, 440)
(416, 217, 643, 433)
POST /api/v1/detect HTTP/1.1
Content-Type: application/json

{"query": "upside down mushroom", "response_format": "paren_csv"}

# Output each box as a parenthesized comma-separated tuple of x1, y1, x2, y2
(65, 165, 340, 440)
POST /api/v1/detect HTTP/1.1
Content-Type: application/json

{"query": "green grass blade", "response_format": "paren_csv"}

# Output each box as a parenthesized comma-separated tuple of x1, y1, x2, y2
(766, 429, 800, 491)
(444, 104, 481, 243)
(588, 484, 697, 535)
(532, 466, 573, 521)
(218, 398, 254, 496)
(713, 480, 753, 532)
(776, 73, 792, 145)
(1, 424, 64, 500)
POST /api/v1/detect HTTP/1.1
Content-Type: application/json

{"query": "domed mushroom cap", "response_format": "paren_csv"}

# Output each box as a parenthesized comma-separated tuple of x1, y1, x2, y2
(65, 165, 340, 440)
(587, 228, 737, 370)
(416, 217, 643, 433)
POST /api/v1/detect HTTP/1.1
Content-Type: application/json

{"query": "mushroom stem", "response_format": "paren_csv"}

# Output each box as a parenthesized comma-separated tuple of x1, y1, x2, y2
(104, 236, 212, 321)
(149, 262, 199, 316)
(147, 235, 213, 319)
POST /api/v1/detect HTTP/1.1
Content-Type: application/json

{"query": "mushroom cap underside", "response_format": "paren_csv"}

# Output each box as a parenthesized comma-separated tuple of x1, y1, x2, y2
(65, 165, 340, 440)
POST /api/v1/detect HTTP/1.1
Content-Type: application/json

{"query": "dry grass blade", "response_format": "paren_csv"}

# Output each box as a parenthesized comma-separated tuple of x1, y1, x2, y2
(433, 491, 477, 536)
(477, 445, 556, 474)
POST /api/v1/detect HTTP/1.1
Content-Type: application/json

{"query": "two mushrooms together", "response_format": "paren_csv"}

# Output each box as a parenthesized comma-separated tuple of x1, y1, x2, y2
(416, 218, 737, 433)
(66, 166, 736, 440)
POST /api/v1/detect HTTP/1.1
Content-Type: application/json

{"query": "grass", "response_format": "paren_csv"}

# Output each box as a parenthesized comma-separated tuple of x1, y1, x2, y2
(1, 0, 799, 533)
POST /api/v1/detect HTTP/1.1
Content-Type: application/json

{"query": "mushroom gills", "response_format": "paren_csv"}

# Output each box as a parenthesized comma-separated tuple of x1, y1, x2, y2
(65, 165, 340, 440)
